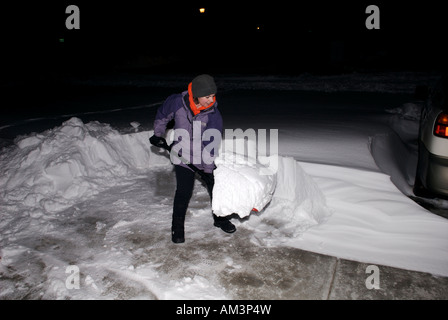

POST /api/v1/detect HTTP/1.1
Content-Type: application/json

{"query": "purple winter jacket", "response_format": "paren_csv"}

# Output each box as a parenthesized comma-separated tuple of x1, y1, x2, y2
(153, 90, 223, 173)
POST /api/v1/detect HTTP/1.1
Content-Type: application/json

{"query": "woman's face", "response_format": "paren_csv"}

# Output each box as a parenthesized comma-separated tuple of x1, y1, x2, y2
(197, 94, 215, 107)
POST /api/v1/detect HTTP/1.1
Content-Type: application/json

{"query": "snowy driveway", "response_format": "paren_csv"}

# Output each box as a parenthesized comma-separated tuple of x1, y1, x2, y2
(1, 82, 448, 299)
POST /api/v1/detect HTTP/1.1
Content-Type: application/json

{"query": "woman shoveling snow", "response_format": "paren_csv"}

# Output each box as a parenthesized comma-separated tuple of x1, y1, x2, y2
(149, 74, 236, 243)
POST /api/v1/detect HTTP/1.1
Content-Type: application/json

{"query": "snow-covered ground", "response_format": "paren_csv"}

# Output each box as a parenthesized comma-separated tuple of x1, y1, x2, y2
(1, 72, 447, 299)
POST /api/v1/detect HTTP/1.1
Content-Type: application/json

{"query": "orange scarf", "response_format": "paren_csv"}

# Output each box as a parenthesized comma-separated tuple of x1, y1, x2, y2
(188, 82, 216, 116)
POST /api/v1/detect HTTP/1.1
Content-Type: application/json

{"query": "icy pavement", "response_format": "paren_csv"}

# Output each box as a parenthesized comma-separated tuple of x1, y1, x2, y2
(0, 167, 332, 300)
(2, 168, 447, 300)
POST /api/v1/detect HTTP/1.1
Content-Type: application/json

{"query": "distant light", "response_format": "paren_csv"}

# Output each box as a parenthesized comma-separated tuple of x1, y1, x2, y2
(59, 38, 65, 43)
(199, 8, 205, 14)
(256, 26, 260, 30)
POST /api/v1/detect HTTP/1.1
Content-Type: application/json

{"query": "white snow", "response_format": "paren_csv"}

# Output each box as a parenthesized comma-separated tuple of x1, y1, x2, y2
(1, 74, 448, 299)
(212, 147, 277, 218)
(282, 162, 448, 276)
(0, 118, 167, 218)
(259, 157, 333, 237)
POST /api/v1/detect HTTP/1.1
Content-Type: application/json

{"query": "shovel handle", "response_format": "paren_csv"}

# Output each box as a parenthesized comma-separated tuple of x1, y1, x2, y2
(157, 140, 201, 173)
(159, 140, 171, 152)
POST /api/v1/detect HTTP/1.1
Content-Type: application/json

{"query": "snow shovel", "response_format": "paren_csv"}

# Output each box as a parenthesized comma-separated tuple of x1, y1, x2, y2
(155, 140, 259, 214)
(156, 140, 204, 174)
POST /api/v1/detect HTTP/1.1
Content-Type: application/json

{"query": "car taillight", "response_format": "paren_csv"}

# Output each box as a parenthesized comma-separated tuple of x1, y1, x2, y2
(434, 112, 448, 138)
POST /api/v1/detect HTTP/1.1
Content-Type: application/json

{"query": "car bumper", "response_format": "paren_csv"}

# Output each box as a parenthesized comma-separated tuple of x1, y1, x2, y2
(420, 146, 448, 197)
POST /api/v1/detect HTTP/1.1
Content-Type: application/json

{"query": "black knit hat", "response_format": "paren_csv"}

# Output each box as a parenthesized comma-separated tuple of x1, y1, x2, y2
(191, 74, 217, 98)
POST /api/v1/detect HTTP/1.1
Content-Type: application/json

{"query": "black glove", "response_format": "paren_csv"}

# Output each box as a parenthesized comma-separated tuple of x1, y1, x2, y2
(149, 135, 167, 149)
(198, 170, 214, 187)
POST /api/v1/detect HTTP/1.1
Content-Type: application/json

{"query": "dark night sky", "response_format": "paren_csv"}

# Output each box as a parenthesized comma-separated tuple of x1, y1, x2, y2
(1, 1, 446, 76)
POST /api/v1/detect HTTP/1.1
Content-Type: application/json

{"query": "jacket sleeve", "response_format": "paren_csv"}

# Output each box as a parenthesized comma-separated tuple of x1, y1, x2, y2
(153, 94, 181, 137)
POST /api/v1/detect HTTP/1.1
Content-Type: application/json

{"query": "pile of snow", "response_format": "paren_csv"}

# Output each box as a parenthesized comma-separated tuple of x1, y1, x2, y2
(212, 149, 277, 218)
(386, 102, 423, 121)
(213, 150, 332, 237)
(386, 102, 422, 146)
(0, 117, 169, 217)
(261, 157, 332, 237)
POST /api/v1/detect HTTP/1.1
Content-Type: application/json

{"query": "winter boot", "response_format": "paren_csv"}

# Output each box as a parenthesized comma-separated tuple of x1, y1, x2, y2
(213, 215, 236, 234)
(171, 216, 185, 243)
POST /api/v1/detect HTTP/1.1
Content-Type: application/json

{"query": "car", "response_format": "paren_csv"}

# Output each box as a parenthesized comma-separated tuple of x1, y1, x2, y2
(414, 75, 448, 199)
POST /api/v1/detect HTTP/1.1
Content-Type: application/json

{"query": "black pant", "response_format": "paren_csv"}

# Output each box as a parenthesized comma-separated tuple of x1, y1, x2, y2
(173, 165, 214, 219)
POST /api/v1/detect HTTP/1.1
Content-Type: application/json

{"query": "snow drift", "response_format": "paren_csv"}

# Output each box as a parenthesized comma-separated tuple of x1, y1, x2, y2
(0, 117, 169, 217)
(262, 157, 332, 237)
(211, 135, 331, 235)
(213, 151, 332, 237)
